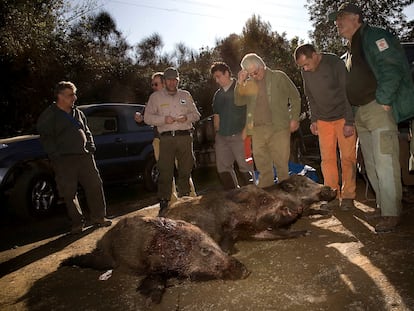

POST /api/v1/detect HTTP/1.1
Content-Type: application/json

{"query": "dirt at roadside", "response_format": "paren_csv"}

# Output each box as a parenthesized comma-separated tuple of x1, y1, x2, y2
(0, 182, 414, 311)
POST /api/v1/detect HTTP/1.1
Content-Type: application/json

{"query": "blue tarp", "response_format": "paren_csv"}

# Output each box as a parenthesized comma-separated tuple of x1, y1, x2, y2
(253, 161, 319, 184)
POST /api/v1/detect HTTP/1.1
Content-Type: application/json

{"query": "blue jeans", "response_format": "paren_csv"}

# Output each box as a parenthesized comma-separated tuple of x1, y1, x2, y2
(355, 100, 402, 216)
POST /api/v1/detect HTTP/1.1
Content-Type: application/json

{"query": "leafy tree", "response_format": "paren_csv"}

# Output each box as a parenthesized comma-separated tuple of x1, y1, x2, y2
(215, 15, 302, 87)
(63, 11, 134, 103)
(179, 46, 219, 118)
(135, 33, 165, 67)
(0, 0, 66, 136)
(215, 34, 243, 75)
(307, 0, 414, 54)
(0, 0, 99, 136)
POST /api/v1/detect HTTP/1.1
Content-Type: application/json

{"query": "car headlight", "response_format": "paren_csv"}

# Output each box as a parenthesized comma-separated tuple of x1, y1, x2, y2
(0, 143, 8, 150)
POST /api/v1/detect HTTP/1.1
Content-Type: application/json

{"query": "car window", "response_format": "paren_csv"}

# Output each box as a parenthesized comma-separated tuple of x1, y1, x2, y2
(86, 109, 119, 135)
(88, 116, 118, 135)
(124, 105, 150, 132)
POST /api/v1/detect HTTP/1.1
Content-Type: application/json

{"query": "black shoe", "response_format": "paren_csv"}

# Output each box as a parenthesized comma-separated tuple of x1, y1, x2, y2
(158, 199, 169, 216)
(70, 225, 84, 235)
(93, 219, 112, 228)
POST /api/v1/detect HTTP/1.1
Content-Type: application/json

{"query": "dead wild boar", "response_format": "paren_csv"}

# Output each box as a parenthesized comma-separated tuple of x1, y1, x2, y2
(264, 174, 337, 215)
(60, 216, 249, 304)
(163, 184, 308, 254)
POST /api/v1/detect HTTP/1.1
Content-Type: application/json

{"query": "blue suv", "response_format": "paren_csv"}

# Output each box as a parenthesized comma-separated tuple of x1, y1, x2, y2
(0, 103, 157, 218)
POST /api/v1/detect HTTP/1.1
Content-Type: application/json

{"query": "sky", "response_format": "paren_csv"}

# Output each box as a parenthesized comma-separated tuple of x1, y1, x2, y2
(91, 0, 414, 54)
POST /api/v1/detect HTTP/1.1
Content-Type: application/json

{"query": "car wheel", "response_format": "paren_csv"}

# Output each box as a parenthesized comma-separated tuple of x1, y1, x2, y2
(9, 169, 58, 218)
(144, 156, 158, 192)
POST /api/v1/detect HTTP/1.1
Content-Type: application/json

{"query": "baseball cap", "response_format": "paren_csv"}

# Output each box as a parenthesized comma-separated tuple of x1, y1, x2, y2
(328, 2, 363, 21)
(163, 67, 179, 80)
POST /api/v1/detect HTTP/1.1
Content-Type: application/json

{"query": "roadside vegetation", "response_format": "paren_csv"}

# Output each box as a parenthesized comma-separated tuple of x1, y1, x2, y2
(1, 0, 413, 138)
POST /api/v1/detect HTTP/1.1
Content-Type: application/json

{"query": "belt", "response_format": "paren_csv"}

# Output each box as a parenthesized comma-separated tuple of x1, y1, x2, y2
(160, 130, 191, 137)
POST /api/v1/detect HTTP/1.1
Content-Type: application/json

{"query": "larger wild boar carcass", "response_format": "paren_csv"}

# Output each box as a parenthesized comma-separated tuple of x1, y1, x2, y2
(61, 216, 249, 304)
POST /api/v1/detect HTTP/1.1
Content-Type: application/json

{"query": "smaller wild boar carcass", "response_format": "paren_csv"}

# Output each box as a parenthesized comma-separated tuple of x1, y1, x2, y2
(60, 216, 249, 304)
(164, 184, 309, 254)
(264, 174, 337, 215)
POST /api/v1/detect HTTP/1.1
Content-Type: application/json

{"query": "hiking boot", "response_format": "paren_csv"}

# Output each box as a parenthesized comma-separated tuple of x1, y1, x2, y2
(158, 199, 169, 217)
(375, 216, 400, 233)
(365, 208, 382, 220)
(320, 199, 339, 211)
(340, 199, 355, 211)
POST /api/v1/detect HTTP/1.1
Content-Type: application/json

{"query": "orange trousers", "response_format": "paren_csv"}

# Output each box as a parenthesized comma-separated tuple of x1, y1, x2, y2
(317, 119, 357, 199)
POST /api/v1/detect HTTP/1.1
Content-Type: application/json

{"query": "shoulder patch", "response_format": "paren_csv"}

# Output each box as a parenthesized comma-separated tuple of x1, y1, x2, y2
(375, 38, 389, 52)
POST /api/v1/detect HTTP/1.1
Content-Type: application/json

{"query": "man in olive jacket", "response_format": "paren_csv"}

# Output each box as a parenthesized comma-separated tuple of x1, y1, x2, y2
(37, 81, 111, 234)
(235, 53, 301, 188)
(329, 3, 414, 233)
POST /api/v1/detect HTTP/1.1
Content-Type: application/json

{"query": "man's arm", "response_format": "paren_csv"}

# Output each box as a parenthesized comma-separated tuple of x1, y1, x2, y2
(144, 93, 166, 126)
(36, 108, 58, 157)
(364, 29, 407, 106)
(213, 114, 220, 132)
(79, 109, 96, 153)
(335, 58, 355, 126)
(234, 71, 258, 106)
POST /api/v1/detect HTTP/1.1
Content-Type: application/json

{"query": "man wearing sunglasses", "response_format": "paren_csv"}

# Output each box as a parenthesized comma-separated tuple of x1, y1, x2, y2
(146, 72, 197, 203)
(144, 67, 200, 215)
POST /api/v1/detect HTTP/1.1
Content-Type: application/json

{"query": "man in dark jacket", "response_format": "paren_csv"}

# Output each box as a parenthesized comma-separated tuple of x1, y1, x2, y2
(37, 81, 111, 234)
(329, 3, 414, 232)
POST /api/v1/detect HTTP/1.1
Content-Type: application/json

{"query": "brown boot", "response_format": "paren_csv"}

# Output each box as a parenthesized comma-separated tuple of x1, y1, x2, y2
(218, 172, 238, 190)
(340, 199, 355, 211)
(375, 216, 400, 233)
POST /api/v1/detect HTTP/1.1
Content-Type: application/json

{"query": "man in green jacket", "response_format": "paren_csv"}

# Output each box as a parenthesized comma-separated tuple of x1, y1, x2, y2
(235, 53, 301, 188)
(329, 3, 414, 232)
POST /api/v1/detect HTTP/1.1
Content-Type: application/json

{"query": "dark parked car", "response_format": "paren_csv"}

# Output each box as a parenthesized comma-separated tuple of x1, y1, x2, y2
(0, 103, 157, 218)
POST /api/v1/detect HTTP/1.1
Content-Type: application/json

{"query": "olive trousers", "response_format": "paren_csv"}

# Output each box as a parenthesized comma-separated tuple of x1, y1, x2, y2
(252, 125, 291, 188)
(52, 154, 107, 228)
(355, 101, 402, 217)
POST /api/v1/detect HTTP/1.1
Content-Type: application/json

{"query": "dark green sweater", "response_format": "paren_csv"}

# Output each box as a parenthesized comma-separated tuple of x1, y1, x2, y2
(212, 79, 246, 136)
(37, 104, 95, 159)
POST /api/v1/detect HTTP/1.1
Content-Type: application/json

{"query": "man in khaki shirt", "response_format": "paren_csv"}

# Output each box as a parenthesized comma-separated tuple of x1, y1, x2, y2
(144, 67, 200, 215)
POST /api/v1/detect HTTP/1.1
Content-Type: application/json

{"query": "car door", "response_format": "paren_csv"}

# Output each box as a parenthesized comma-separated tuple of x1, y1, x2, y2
(83, 106, 129, 183)
(120, 105, 155, 174)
